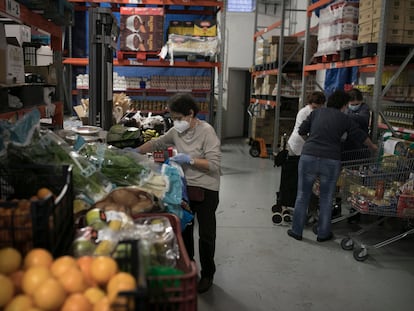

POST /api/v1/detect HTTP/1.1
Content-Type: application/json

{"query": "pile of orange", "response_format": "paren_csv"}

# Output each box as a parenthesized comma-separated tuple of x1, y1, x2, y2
(0, 247, 138, 310)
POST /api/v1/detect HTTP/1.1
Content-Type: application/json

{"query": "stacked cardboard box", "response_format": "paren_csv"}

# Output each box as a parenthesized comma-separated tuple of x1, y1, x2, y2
(316, 1, 359, 54)
(168, 20, 217, 37)
(119, 7, 164, 52)
(255, 38, 270, 65)
(358, 0, 414, 44)
(0, 24, 25, 84)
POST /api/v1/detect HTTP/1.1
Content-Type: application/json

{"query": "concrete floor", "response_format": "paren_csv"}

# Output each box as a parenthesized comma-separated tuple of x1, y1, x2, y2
(196, 138, 414, 311)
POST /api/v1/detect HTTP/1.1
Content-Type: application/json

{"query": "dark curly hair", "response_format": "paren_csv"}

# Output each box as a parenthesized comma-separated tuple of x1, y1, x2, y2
(168, 93, 200, 116)
(326, 90, 351, 109)
(307, 91, 326, 105)
(347, 88, 363, 101)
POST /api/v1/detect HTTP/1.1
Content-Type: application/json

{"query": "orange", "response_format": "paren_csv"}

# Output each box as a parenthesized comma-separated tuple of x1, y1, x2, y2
(93, 296, 111, 311)
(21, 266, 52, 295)
(84, 287, 105, 305)
(23, 248, 53, 269)
(9, 270, 24, 294)
(33, 277, 67, 311)
(58, 266, 88, 294)
(61, 293, 93, 311)
(90, 256, 118, 286)
(51, 255, 77, 278)
(107, 272, 137, 303)
(4, 294, 33, 311)
(0, 274, 14, 307)
(0, 247, 22, 275)
(76, 256, 96, 287)
(27, 308, 43, 311)
(36, 187, 53, 200)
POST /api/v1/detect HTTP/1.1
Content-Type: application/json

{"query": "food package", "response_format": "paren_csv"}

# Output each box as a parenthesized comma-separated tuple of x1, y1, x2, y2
(167, 34, 219, 58)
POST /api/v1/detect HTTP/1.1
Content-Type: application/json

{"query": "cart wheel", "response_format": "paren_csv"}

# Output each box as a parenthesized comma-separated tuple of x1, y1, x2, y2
(283, 213, 291, 223)
(272, 213, 283, 224)
(271, 204, 282, 213)
(353, 247, 368, 262)
(312, 223, 318, 235)
(341, 237, 354, 250)
(249, 146, 260, 157)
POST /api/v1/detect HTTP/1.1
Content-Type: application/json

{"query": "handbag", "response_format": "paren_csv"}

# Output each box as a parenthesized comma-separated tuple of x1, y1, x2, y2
(187, 186, 205, 202)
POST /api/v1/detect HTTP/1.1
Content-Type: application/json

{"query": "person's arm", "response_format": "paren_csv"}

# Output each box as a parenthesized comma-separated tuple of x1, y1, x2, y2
(363, 137, 378, 152)
(135, 128, 174, 154)
(298, 112, 312, 136)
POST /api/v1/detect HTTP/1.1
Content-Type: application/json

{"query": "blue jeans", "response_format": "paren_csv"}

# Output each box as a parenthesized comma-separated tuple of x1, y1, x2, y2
(291, 154, 341, 238)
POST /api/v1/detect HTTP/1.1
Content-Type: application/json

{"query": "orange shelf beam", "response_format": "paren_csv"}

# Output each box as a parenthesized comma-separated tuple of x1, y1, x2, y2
(68, 0, 223, 8)
(254, 20, 282, 40)
(63, 58, 220, 68)
(304, 56, 377, 71)
(307, 0, 334, 16)
(250, 98, 277, 107)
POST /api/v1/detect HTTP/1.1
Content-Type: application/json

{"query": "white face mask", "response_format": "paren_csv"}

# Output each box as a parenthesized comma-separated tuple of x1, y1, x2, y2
(174, 120, 190, 133)
(348, 104, 361, 111)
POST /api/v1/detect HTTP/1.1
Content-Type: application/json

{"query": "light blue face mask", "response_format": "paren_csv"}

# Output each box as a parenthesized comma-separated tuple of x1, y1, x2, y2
(348, 104, 361, 111)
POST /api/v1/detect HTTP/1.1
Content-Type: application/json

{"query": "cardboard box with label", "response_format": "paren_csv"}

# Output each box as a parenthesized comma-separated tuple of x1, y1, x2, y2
(0, 24, 25, 85)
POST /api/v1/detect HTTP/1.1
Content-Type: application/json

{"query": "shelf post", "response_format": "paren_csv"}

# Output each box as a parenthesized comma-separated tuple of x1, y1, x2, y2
(371, 0, 388, 143)
(273, 0, 287, 153)
(300, 0, 312, 111)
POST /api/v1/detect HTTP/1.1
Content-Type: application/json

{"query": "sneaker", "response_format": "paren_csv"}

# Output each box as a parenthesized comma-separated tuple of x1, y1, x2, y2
(287, 229, 302, 241)
(197, 277, 213, 293)
(317, 232, 334, 242)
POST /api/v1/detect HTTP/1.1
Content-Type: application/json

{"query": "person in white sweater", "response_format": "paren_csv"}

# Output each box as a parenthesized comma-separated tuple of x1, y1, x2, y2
(287, 91, 326, 155)
(135, 93, 221, 293)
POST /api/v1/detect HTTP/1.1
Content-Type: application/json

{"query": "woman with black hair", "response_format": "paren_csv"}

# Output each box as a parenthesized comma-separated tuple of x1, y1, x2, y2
(135, 93, 221, 293)
(287, 90, 377, 242)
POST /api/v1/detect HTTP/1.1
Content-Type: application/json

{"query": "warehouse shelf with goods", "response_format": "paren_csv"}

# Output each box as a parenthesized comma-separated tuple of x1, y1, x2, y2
(65, 0, 223, 127)
(249, 1, 317, 154)
(0, 1, 66, 128)
(302, 0, 414, 140)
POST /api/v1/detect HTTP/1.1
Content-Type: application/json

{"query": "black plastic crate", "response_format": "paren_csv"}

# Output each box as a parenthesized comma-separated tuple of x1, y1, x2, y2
(0, 164, 74, 257)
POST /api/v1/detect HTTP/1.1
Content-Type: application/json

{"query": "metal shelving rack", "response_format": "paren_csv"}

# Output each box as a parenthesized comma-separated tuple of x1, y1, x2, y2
(0, 1, 65, 128)
(65, 0, 224, 129)
(301, 0, 414, 142)
(251, 0, 309, 153)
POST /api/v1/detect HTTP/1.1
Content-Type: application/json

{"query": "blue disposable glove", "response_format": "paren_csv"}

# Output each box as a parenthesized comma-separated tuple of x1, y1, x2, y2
(170, 153, 191, 165)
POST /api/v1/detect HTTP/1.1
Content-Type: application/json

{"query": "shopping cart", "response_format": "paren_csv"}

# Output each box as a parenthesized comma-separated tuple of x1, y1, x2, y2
(338, 153, 414, 261)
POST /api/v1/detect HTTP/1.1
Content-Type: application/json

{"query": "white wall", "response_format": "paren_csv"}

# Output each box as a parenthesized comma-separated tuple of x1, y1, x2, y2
(220, 5, 322, 138)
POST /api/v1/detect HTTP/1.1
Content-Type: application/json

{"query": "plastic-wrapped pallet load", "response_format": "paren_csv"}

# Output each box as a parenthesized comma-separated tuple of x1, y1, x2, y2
(316, 0, 360, 54)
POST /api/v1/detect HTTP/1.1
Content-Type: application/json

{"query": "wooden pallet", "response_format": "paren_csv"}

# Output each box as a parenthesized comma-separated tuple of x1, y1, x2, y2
(340, 43, 378, 61)
(117, 50, 161, 61)
(313, 53, 341, 63)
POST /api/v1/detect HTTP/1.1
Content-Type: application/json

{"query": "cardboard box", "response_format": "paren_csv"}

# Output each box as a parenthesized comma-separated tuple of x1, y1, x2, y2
(359, 21, 373, 36)
(372, 29, 404, 43)
(194, 20, 217, 37)
(120, 30, 164, 51)
(358, 33, 373, 43)
(372, 7, 405, 27)
(359, 8, 374, 25)
(372, 0, 405, 10)
(4, 24, 31, 46)
(403, 29, 414, 44)
(0, 37, 25, 85)
(119, 6, 164, 52)
(359, 0, 374, 12)
(404, 10, 414, 30)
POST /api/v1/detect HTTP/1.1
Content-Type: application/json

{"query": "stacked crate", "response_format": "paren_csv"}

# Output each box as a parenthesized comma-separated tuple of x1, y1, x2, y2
(316, 1, 360, 54)
(358, 0, 414, 44)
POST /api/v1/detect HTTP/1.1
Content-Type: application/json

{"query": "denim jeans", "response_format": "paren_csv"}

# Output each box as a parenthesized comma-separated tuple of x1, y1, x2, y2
(291, 154, 341, 238)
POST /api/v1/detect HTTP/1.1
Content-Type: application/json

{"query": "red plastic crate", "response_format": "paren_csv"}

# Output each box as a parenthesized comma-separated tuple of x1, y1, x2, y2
(114, 213, 197, 311)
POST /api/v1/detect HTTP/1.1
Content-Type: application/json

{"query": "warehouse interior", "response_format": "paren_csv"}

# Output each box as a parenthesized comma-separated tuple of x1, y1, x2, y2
(0, 0, 414, 310)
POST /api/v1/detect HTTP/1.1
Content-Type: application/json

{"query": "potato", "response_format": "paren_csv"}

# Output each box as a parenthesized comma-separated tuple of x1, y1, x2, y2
(110, 188, 139, 208)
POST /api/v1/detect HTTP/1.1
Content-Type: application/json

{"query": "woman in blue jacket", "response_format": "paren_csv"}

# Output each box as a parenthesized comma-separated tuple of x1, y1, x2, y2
(287, 90, 377, 242)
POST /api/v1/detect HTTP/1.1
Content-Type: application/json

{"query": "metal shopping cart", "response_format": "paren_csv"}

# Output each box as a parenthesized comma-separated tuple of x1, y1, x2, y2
(338, 153, 414, 261)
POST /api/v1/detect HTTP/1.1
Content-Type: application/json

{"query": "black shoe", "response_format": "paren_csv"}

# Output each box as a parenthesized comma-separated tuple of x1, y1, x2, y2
(287, 229, 302, 241)
(317, 232, 334, 242)
(197, 277, 213, 293)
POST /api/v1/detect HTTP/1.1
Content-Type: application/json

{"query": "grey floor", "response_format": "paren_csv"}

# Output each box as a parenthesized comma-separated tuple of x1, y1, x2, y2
(196, 138, 414, 311)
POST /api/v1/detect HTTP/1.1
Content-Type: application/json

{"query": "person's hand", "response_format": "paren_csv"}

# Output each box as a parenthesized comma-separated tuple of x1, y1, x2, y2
(170, 153, 191, 165)
(124, 147, 140, 153)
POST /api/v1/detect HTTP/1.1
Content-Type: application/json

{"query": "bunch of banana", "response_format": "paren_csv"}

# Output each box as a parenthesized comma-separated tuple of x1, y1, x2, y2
(142, 129, 160, 142)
